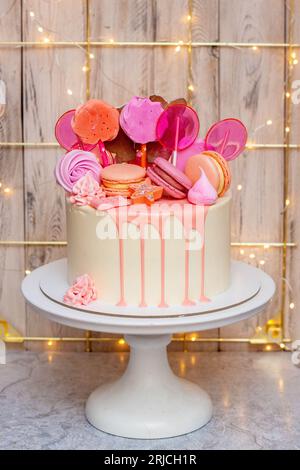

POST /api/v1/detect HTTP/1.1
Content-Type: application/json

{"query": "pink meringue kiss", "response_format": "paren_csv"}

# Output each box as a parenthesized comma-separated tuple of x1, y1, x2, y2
(120, 96, 163, 144)
(188, 170, 218, 206)
(70, 171, 105, 206)
(55, 149, 102, 192)
(64, 274, 97, 306)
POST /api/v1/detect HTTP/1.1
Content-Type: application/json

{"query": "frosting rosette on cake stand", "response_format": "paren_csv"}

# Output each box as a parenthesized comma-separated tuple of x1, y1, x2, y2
(55, 149, 102, 192)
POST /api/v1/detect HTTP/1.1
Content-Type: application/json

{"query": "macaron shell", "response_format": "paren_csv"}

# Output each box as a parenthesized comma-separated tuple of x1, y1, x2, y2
(184, 153, 221, 190)
(102, 163, 146, 183)
(154, 157, 192, 190)
(208, 151, 231, 196)
(152, 166, 187, 192)
(147, 167, 186, 199)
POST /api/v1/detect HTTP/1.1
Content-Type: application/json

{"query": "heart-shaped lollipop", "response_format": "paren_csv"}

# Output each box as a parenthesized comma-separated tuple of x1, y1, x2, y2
(205, 118, 247, 161)
(156, 104, 199, 166)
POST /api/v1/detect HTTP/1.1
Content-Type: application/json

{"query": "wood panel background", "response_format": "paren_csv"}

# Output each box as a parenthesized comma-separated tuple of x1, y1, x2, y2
(0, 0, 298, 351)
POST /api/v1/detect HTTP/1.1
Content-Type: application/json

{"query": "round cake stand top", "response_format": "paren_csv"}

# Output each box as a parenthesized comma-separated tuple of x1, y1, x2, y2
(22, 260, 275, 335)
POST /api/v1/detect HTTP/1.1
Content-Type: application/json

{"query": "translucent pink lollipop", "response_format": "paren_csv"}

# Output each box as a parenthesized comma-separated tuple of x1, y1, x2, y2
(55, 109, 96, 152)
(205, 118, 247, 161)
(156, 104, 199, 166)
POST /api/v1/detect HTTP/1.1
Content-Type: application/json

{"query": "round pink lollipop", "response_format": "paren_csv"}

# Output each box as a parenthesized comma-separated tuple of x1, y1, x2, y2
(156, 104, 199, 166)
(120, 97, 164, 168)
(205, 118, 247, 161)
(55, 109, 96, 152)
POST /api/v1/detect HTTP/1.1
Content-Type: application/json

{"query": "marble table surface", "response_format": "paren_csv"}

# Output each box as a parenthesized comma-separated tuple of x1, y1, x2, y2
(0, 350, 299, 450)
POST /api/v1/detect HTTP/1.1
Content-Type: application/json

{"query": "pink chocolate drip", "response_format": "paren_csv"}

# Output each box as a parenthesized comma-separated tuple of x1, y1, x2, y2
(158, 213, 168, 308)
(199, 206, 210, 302)
(139, 237, 147, 307)
(116, 208, 127, 307)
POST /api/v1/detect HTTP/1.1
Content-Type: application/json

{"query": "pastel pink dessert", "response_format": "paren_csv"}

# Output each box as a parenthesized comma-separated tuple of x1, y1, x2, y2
(147, 157, 192, 199)
(64, 274, 97, 306)
(120, 96, 163, 144)
(188, 170, 218, 206)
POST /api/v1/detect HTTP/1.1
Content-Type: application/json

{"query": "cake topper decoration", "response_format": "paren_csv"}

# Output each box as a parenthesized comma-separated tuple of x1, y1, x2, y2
(156, 104, 199, 167)
(120, 97, 164, 168)
(69, 171, 105, 206)
(55, 149, 102, 193)
(205, 118, 247, 161)
(188, 170, 218, 206)
(55, 109, 96, 152)
(64, 274, 97, 306)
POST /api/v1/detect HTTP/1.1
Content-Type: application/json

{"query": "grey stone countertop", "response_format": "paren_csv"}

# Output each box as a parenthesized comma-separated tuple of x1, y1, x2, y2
(0, 350, 299, 450)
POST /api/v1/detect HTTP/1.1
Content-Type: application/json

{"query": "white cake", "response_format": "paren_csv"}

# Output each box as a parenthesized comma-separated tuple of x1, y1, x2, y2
(66, 194, 231, 308)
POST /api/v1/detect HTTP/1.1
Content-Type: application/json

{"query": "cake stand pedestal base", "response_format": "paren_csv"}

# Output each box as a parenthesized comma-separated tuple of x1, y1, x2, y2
(85, 334, 212, 439)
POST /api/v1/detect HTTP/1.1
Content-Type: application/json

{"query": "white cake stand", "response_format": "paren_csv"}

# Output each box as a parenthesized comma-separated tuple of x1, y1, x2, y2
(22, 260, 275, 439)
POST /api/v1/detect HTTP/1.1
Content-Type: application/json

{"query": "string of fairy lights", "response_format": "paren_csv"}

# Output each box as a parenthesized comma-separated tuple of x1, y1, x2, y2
(0, 0, 297, 350)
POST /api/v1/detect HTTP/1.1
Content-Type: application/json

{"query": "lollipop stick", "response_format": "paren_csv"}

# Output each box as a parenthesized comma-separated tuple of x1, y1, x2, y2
(99, 141, 109, 167)
(141, 144, 147, 168)
(172, 116, 180, 166)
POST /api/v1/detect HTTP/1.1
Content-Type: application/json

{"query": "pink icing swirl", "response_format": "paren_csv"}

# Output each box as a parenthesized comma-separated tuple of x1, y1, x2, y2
(64, 274, 97, 306)
(188, 170, 218, 206)
(120, 96, 163, 144)
(55, 149, 102, 192)
(70, 171, 105, 206)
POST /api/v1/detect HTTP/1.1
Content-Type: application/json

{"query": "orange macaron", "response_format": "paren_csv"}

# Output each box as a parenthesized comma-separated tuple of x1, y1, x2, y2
(101, 163, 147, 197)
(184, 151, 231, 197)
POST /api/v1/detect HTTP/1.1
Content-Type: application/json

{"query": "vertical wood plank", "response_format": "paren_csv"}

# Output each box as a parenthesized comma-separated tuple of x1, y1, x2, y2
(219, 0, 285, 349)
(0, 1, 25, 334)
(287, 0, 300, 341)
(23, 0, 86, 350)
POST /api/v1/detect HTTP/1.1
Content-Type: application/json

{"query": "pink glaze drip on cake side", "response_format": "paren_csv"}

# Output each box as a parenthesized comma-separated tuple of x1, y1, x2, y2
(110, 199, 209, 308)
(199, 206, 210, 302)
(158, 212, 169, 308)
(116, 208, 127, 307)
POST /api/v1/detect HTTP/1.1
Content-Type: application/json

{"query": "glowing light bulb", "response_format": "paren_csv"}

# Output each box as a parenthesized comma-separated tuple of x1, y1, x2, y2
(285, 126, 290, 133)
(118, 338, 126, 345)
(188, 84, 194, 92)
(29, 11, 35, 18)
(48, 340, 53, 346)
(190, 335, 196, 342)
(289, 302, 295, 309)
(259, 260, 265, 266)
(240, 249, 245, 255)
(293, 59, 298, 65)
(187, 14, 192, 21)
(25, 269, 31, 275)
(67, 89, 73, 95)
(264, 244, 270, 249)
(0, 182, 2, 188)
(175, 45, 181, 53)
(252, 46, 258, 51)
(43, 37, 50, 44)
(4, 187, 11, 194)
(237, 184, 242, 191)
(89, 53, 94, 59)
(109, 38, 114, 44)
(82, 65, 89, 72)
(286, 92, 291, 98)
(249, 253, 256, 259)
(37, 26, 43, 33)
(285, 198, 290, 206)
(266, 119, 272, 126)
(265, 344, 272, 351)
(291, 51, 297, 59)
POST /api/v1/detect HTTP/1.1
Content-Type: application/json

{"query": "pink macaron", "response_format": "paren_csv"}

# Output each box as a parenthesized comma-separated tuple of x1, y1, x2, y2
(147, 157, 192, 199)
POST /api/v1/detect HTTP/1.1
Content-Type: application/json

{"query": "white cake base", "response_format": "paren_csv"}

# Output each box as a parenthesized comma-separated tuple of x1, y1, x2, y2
(86, 334, 212, 438)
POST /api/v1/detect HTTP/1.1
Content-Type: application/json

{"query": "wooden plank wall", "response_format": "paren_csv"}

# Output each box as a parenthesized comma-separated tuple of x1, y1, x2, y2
(0, 0, 298, 351)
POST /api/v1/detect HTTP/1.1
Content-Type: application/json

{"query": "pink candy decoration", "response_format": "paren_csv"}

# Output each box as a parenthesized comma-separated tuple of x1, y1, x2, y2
(89, 196, 131, 211)
(55, 149, 102, 192)
(120, 97, 163, 144)
(188, 170, 218, 206)
(64, 274, 97, 306)
(70, 171, 105, 206)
